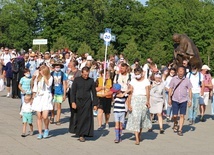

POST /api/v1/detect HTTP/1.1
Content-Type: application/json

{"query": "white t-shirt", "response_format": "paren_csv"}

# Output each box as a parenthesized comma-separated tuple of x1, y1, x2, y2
(1, 53, 11, 66)
(129, 78, 150, 96)
(186, 72, 203, 94)
(142, 63, 157, 79)
(20, 102, 32, 115)
(164, 76, 173, 90)
(113, 73, 131, 92)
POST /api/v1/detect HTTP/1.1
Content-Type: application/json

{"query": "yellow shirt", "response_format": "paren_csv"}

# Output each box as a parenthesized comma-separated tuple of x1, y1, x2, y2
(97, 77, 112, 98)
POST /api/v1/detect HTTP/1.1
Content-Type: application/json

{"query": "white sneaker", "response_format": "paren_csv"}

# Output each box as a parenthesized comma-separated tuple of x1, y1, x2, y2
(6, 94, 10, 98)
(105, 124, 109, 130)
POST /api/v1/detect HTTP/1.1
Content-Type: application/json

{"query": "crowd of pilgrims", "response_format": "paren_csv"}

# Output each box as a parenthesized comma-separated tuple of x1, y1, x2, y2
(0, 47, 213, 144)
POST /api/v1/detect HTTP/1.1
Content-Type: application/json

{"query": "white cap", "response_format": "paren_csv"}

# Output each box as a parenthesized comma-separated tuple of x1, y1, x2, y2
(87, 55, 93, 61)
(201, 65, 210, 70)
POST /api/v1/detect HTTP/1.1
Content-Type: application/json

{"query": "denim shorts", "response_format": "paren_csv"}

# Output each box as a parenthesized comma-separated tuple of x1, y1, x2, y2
(172, 101, 187, 115)
(22, 112, 33, 124)
(114, 112, 125, 123)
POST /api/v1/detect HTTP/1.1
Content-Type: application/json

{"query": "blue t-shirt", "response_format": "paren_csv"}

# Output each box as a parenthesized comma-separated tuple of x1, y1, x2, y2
(19, 76, 32, 94)
(53, 71, 67, 95)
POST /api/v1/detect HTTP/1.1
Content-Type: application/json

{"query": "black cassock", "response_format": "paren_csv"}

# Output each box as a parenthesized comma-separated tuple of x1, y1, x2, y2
(69, 76, 98, 137)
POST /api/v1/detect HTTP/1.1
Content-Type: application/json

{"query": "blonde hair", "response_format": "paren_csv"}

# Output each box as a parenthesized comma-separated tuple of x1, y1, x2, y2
(37, 66, 51, 82)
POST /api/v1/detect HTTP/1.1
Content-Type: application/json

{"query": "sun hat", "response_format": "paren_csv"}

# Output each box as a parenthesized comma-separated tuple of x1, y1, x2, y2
(201, 65, 210, 70)
(52, 59, 64, 68)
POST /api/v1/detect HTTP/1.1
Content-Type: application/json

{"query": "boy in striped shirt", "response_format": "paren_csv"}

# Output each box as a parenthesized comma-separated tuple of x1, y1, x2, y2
(111, 83, 130, 143)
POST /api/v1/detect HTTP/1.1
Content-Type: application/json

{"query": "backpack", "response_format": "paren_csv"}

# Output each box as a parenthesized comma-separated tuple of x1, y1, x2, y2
(188, 72, 202, 87)
(115, 73, 131, 84)
(11, 58, 19, 73)
(51, 71, 64, 94)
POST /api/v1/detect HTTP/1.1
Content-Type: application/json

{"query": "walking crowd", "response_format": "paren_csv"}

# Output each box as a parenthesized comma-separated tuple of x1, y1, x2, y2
(0, 47, 214, 145)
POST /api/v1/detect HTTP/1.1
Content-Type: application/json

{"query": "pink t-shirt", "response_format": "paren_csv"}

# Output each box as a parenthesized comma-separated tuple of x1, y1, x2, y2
(203, 73, 212, 92)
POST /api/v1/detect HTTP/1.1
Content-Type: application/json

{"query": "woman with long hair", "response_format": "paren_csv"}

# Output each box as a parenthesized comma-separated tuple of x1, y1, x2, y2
(32, 65, 53, 139)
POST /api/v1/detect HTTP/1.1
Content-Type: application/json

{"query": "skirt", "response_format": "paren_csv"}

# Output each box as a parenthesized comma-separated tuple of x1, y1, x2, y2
(32, 92, 53, 112)
(126, 95, 152, 132)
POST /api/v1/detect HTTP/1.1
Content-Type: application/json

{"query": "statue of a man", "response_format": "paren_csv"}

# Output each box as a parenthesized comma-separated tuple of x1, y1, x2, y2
(172, 33, 202, 70)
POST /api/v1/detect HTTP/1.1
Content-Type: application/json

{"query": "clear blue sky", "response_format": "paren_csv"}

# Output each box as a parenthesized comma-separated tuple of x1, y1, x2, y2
(138, 0, 148, 5)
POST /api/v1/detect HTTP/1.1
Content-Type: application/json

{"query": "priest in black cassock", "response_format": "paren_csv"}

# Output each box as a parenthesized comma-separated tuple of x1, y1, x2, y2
(70, 66, 98, 142)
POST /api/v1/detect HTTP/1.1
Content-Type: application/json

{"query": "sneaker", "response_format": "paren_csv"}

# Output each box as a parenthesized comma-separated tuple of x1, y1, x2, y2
(6, 94, 10, 98)
(21, 133, 26, 137)
(97, 126, 103, 131)
(37, 134, 43, 140)
(189, 120, 193, 125)
(105, 124, 109, 130)
(29, 131, 34, 136)
(43, 129, 49, 138)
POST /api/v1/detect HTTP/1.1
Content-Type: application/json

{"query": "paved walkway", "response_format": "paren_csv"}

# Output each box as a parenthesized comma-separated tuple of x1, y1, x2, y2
(0, 91, 213, 155)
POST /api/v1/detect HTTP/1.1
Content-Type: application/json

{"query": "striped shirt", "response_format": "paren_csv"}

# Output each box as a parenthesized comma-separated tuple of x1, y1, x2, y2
(113, 93, 128, 113)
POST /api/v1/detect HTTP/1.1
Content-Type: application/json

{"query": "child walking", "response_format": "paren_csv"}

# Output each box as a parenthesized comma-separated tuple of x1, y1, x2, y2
(20, 94, 33, 137)
(19, 68, 32, 106)
(111, 83, 130, 143)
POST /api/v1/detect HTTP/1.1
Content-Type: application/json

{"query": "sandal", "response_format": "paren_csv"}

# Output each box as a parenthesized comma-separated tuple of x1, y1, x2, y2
(177, 130, 183, 136)
(79, 137, 85, 142)
(172, 122, 178, 133)
(160, 129, 165, 134)
(135, 141, 140, 145)
(50, 118, 54, 124)
(55, 121, 61, 125)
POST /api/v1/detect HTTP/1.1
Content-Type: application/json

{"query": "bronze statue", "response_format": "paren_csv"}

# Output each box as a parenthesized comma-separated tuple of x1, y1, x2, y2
(172, 33, 202, 70)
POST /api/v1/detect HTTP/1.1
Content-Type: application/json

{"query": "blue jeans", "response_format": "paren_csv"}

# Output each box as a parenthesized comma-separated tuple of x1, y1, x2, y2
(211, 96, 214, 115)
(166, 92, 172, 117)
(188, 93, 200, 121)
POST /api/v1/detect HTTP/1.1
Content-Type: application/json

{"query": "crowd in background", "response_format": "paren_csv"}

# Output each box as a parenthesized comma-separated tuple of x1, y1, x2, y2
(0, 47, 213, 144)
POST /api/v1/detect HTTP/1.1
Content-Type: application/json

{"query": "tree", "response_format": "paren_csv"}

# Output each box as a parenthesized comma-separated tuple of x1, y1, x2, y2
(123, 37, 141, 64)
(77, 42, 94, 56)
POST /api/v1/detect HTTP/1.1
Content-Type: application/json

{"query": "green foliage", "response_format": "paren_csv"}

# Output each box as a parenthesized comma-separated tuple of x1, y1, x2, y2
(122, 37, 141, 65)
(77, 42, 94, 56)
(1, 0, 214, 74)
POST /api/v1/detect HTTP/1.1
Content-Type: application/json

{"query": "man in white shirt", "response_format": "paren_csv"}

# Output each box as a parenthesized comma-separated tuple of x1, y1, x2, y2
(187, 66, 204, 124)
(1, 47, 11, 67)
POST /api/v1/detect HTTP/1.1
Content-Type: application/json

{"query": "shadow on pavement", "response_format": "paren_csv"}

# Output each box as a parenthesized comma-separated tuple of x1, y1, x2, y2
(182, 125, 196, 133)
(49, 128, 69, 137)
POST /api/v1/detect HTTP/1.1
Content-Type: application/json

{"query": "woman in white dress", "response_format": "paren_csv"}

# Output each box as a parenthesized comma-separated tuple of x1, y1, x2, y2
(126, 67, 152, 145)
(150, 73, 165, 134)
(32, 65, 53, 139)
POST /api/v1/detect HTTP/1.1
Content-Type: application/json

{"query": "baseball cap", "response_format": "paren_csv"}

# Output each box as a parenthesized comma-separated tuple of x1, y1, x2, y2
(110, 83, 121, 93)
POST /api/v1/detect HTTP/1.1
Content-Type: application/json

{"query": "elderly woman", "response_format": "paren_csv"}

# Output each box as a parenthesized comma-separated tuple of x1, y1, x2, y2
(149, 73, 165, 134)
(126, 67, 152, 145)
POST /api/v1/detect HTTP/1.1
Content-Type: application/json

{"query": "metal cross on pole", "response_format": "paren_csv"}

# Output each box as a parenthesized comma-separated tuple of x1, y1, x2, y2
(100, 28, 116, 88)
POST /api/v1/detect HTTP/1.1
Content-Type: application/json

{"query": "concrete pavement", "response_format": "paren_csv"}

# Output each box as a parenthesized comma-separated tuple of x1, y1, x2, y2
(0, 91, 214, 155)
